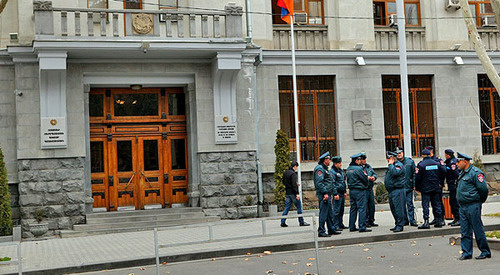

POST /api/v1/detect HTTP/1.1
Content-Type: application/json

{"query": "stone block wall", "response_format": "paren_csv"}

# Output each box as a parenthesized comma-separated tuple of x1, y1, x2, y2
(199, 151, 258, 219)
(17, 157, 88, 238)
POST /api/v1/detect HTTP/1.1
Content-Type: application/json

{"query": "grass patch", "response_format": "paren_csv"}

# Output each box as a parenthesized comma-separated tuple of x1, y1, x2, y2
(486, 231, 500, 238)
(0, 257, 11, 262)
(485, 212, 500, 217)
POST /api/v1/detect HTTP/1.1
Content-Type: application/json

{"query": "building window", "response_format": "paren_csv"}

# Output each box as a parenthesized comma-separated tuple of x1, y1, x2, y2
(124, 0, 141, 9)
(159, 0, 178, 9)
(469, 1, 494, 27)
(373, 1, 420, 26)
(478, 74, 500, 155)
(382, 75, 435, 156)
(272, 0, 324, 25)
(279, 76, 337, 161)
(88, 0, 107, 9)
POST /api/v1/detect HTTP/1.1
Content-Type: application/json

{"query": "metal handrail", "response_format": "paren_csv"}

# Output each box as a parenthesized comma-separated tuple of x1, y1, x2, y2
(0, 241, 22, 275)
(154, 213, 320, 275)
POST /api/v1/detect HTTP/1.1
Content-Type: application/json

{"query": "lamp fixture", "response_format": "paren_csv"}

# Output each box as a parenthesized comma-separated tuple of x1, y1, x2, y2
(130, 84, 142, 90)
(453, 56, 464, 65)
(355, 56, 366, 66)
(140, 42, 150, 53)
(450, 44, 462, 51)
(354, 43, 364, 51)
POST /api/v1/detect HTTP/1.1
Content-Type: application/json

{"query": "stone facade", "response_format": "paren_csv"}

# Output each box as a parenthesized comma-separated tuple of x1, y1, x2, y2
(18, 157, 89, 238)
(199, 151, 258, 218)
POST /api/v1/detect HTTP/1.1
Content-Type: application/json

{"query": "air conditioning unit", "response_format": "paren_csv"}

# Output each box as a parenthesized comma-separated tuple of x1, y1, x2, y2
(482, 15, 497, 28)
(294, 12, 308, 24)
(445, 0, 461, 11)
(389, 14, 398, 28)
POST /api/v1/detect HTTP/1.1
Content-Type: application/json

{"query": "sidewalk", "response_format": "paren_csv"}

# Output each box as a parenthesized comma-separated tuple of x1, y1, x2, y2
(1, 201, 499, 275)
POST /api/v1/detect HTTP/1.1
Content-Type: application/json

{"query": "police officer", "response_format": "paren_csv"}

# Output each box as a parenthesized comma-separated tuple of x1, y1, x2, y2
(330, 156, 347, 230)
(444, 149, 460, 226)
(415, 149, 446, 229)
(314, 152, 340, 237)
(425, 146, 446, 227)
(346, 153, 371, 233)
(281, 161, 310, 227)
(455, 152, 491, 260)
(385, 151, 407, 232)
(394, 146, 417, 227)
(361, 153, 378, 227)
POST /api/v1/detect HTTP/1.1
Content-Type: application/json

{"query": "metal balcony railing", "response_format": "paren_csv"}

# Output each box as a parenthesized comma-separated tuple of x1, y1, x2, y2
(33, 1, 243, 41)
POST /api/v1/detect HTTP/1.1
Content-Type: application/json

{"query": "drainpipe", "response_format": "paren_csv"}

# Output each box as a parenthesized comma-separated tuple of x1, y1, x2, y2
(254, 50, 263, 216)
(245, 0, 253, 43)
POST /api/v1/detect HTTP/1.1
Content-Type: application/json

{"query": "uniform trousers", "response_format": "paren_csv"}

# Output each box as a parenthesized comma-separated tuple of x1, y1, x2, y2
(388, 188, 407, 229)
(459, 202, 491, 258)
(404, 189, 416, 224)
(422, 191, 442, 220)
(349, 189, 367, 231)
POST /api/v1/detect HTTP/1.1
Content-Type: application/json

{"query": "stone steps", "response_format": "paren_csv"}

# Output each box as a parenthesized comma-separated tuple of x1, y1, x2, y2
(60, 207, 220, 238)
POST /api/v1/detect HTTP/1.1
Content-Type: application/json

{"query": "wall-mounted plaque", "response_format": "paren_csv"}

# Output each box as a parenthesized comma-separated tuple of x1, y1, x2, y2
(352, 110, 372, 140)
(41, 117, 67, 149)
(215, 115, 237, 144)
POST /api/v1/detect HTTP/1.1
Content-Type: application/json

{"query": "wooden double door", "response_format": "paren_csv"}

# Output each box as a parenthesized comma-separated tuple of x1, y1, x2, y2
(89, 88, 188, 211)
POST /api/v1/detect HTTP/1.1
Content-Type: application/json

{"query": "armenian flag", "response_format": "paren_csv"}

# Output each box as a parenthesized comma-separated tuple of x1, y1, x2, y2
(277, 0, 294, 24)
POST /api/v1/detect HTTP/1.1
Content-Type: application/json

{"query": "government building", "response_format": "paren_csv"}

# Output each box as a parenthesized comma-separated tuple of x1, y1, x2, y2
(0, 0, 499, 237)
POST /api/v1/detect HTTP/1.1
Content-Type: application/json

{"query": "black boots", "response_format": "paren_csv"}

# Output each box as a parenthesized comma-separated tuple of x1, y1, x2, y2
(418, 219, 430, 229)
(449, 220, 460, 226)
(435, 219, 443, 228)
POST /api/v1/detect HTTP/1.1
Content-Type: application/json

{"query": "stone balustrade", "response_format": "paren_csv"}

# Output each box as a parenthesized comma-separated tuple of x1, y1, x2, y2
(273, 25, 329, 50)
(375, 27, 426, 51)
(477, 29, 500, 51)
(33, 1, 243, 40)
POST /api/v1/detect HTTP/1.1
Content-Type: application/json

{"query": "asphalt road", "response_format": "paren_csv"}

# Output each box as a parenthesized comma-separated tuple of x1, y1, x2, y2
(73, 235, 499, 275)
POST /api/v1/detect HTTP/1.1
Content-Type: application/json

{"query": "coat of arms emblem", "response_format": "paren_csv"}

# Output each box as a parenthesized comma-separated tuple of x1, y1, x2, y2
(132, 13, 154, 35)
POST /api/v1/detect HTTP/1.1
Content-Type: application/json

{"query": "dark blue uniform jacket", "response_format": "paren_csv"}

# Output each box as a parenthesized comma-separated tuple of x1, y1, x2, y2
(415, 157, 446, 194)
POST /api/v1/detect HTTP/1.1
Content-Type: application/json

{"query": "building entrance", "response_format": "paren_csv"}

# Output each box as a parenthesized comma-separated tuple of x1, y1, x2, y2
(89, 88, 188, 211)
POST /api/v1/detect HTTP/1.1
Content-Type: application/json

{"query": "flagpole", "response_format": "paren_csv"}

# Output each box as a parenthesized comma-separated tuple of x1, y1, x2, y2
(290, 14, 303, 204)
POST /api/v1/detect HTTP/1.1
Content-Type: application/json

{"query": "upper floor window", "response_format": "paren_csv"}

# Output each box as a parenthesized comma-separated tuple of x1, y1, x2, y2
(124, 0, 141, 9)
(272, 0, 325, 25)
(373, 1, 420, 27)
(469, 1, 494, 27)
(478, 74, 500, 155)
(160, 0, 178, 9)
(88, 0, 107, 9)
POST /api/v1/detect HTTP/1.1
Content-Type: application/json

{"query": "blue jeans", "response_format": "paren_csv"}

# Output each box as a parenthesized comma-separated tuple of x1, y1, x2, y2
(281, 194, 305, 225)
(405, 189, 416, 224)
(389, 188, 407, 229)
(459, 202, 491, 258)
(366, 188, 375, 224)
(333, 194, 345, 229)
(349, 189, 367, 231)
(422, 191, 442, 220)
(317, 195, 335, 234)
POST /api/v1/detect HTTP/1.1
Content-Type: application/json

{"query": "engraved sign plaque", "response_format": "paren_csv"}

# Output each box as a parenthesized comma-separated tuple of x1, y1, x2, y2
(41, 117, 68, 149)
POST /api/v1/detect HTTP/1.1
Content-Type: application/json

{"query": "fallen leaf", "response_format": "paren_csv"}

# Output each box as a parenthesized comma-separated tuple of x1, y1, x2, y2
(335, 270, 342, 273)
(389, 244, 394, 247)
(292, 263, 298, 266)
(411, 244, 416, 246)
(306, 263, 313, 266)
(211, 258, 216, 261)
(128, 273, 134, 275)
(36, 242, 40, 245)
(339, 250, 343, 254)
(329, 260, 334, 263)
(244, 258, 249, 261)
(305, 273, 313, 275)
(282, 261, 287, 264)
(363, 248, 370, 252)
(381, 255, 386, 258)
(358, 244, 365, 246)
(367, 257, 372, 259)
(414, 253, 419, 256)
(264, 251, 272, 255)
(308, 258, 316, 261)
(265, 270, 273, 274)
(431, 236, 435, 239)
(140, 267, 145, 270)
(380, 210, 384, 212)
(162, 262, 167, 265)
(246, 252, 252, 255)
(459, 250, 463, 254)
(258, 255, 263, 258)
(450, 241, 456, 246)
(428, 244, 432, 246)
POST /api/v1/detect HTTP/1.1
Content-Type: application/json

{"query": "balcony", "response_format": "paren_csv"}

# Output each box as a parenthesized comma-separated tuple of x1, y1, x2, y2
(375, 27, 426, 51)
(33, 1, 244, 42)
(477, 29, 500, 51)
(273, 25, 329, 50)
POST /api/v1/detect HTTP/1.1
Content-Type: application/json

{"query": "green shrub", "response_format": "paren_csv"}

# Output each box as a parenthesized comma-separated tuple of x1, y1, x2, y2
(375, 183, 388, 203)
(274, 129, 290, 211)
(0, 147, 12, 236)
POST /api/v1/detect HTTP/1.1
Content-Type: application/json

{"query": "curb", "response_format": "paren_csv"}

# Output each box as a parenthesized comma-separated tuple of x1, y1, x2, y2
(11, 223, 500, 275)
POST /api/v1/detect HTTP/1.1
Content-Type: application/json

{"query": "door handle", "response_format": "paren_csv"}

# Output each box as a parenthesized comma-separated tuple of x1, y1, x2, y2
(164, 173, 169, 184)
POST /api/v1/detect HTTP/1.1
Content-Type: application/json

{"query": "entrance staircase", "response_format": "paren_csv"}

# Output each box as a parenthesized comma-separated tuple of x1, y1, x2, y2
(60, 207, 220, 238)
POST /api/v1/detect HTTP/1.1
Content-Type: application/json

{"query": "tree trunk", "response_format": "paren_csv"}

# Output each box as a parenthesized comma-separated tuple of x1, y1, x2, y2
(492, 0, 500, 31)
(459, 0, 500, 94)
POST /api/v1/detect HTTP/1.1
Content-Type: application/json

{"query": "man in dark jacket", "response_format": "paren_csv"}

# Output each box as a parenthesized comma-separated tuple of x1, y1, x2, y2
(444, 149, 460, 226)
(281, 161, 310, 227)
(346, 153, 371, 233)
(425, 146, 446, 227)
(456, 152, 491, 260)
(395, 146, 417, 226)
(385, 151, 407, 232)
(314, 152, 340, 237)
(415, 149, 446, 229)
(361, 153, 378, 227)
(330, 156, 347, 230)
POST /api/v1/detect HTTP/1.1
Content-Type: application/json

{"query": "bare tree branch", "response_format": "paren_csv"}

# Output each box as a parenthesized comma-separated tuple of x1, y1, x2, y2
(0, 0, 8, 15)
(459, 0, 500, 96)
(492, 0, 500, 31)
